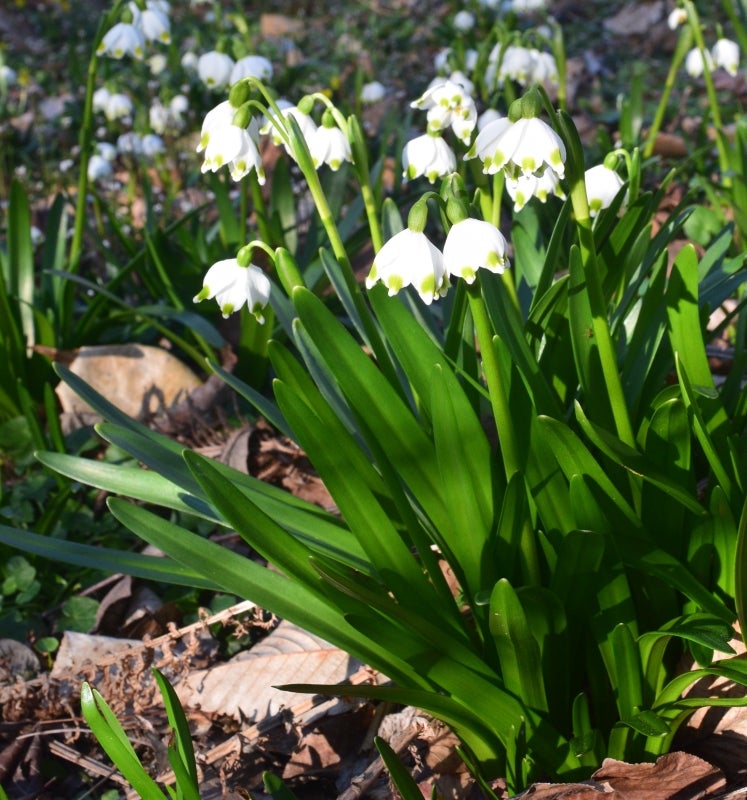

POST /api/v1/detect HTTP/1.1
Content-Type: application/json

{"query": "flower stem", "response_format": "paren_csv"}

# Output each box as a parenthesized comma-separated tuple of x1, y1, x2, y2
(568, 175, 636, 448)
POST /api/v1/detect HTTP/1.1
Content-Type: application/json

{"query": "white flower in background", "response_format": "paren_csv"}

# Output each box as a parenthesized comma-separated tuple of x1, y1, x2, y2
(170, 94, 188, 119)
(226, 127, 265, 182)
(92, 86, 111, 113)
(97, 22, 145, 60)
(685, 47, 714, 77)
(142, 133, 165, 157)
(0, 65, 18, 85)
(87, 154, 113, 182)
(511, 0, 548, 13)
(149, 100, 170, 133)
(366, 229, 448, 304)
(260, 102, 317, 156)
(197, 51, 235, 89)
(96, 141, 117, 161)
(443, 218, 510, 283)
(584, 164, 627, 217)
(361, 80, 386, 104)
(477, 108, 503, 131)
(403, 133, 456, 182)
(434, 48, 452, 73)
(147, 0, 171, 13)
(495, 45, 534, 85)
(229, 54, 273, 85)
(148, 53, 168, 75)
(181, 51, 198, 71)
(309, 119, 352, 170)
(453, 10, 475, 31)
(506, 167, 565, 211)
(117, 131, 143, 155)
(104, 92, 133, 121)
(667, 8, 687, 29)
(194, 259, 271, 320)
(465, 115, 512, 171)
(30, 226, 44, 246)
(137, 7, 171, 43)
(712, 38, 740, 76)
(472, 116, 566, 179)
(529, 50, 558, 85)
(447, 69, 475, 96)
(413, 78, 477, 144)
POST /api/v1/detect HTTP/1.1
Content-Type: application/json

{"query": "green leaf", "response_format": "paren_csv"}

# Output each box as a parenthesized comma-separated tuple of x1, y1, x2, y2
(7, 179, 35, 349)
(374, 737, 423, 800)
(263, 772, 300, 800)
(736, 496, 747, 648)
(81, 683, 168, 800)
(0, 524, 219, 589)
(489, 579, 548, 712)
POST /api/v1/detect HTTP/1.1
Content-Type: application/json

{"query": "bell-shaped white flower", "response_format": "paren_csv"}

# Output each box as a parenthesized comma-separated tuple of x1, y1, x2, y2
(308, 118, 352, 171)
(97, 22, 145, 60)
(453, 10, 475, 31)
(668, 8, 687, 29)
(260, 103, 317, 158)
(685, 47, 713, 77)
(117, 131, 143, 155)
(412, 78, 477, 144)
(474, 116, 566, 180)
(584, 164, 626, 217)
(198, 51, 235, 89)
(402, 133, 456, 183)
(0, 65, 18, 86)
(194, 259, 272, 320)
(87, 154, 113, 182)
(506, 168, 565, 212)
(443, 218, 510, 284)
(512, 0, 548, 12)
(104, 92, 133, 121)
(464, 115, 512, 171)
(361, 81, 386, 104)
(229, 55, 273, 85)
(92, 87, 112, 113)
(142, 133, 165, 157)
(227, 129, 265, 183)
(198, 101, 263, 181)
(712, 38, 740, 76)
(137, 7, 170, 43)
(366, 229, 448, 305)
(96, 141, 117, 161)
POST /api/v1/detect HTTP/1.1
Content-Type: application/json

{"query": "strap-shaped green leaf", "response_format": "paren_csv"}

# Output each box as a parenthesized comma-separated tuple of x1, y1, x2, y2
(489, 578, 548, 712)
(736, 496, 747, 648)
(374, 737, 424, 800)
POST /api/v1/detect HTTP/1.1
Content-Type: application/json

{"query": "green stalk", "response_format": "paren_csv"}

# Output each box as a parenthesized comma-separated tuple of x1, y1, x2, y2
(642, 26, 693, 159)
(567, 175, 636, 449)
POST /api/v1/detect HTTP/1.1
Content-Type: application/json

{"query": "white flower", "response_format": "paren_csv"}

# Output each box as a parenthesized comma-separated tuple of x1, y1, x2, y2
(197, 51, 235, 89)
(712, 38, 740, 76)
(506, 168, 565, 212)
(149, 100, 169, 133)
(260, 103, 317, 157)
(117, 132, 143, 155)
(477, 108, 503, 131)
(194, 259, 272, 320)
(584, 164, 626, 217)
(96, 141, 117, 161)
(0, 65, 18, 85)
(97, 22, 145, 60)
(147, 0, 171, 14)
(229, 55, 273, 85)
(181, 51, 198, 71)
(366, 229, 448, 304)
(87, 154, 113, 182)
(464, 115, 512, 171)
(227, 129, 265, 182)
(668, 8, 687, 29)
(453, 10, 475, 31)
(104, 92, 133, 121)
(309, 123, 352, 170)
(142, 133, 165, 157)
(529, 50, 558, 86)
(511, 0, 547, 12)
(494, 45, 535, 86)
(169, 94, 188, 118)
(148, 53, 168, 74)
(469, 116, 566, 180)
(137, 7, 170, 43)
(197, 101, 264, 181)
(443, 219, 510, 283)
(403, 134, 456, 183)
(413, 78, 477, 144)
(685, 47, 713, 77)
(361, 80, 386, 104)
(92, 86, 112, 113)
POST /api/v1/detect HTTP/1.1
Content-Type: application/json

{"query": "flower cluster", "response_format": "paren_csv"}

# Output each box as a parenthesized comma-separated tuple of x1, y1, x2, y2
(97, 1, 171, 60)
(485, 44, 558, 92)
(686, 38, 740, 77)
(366, 216, 510, 305)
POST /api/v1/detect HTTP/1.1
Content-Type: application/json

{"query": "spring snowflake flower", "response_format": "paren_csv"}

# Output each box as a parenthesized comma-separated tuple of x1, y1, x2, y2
(464, 115, 512, 171)
(142, 133, 165, 157)
(366, 229, 448, 304)
(0, 65, 18, 85)
(453, 10, 475, 31)
(506, 168, 565, 212)
(92, 87, 111, 113)
(309, 119, 352, 171)
(149, 100, 169, 134)
(361, 80, 386, 104)
(96, 141, 117, 161)
(229, 55, 274, 85)
(443, 219, 510, 283)
(136, 7, 171, 43)
(198, 51, 235, 89)
(712, 38, 740, 76)
(197, 101, 265, 183)
(104, 92, 133, 122)
(470, 116, 566, 180)
(412, 78, 477, 145)
(667, 8, 687, 29)
(87, 154, 113, 182)
(181, 51, 198, 71)
(685, 47, 714, 77)
(402, 133, 456, 183)
(97, 22, 145, 60)
(260, 102, 317, 157)
(194, 259, 272, 320)
(511, 0, 548, 13)
(584, 164, 626, 217)
(117, 132, 143, 155)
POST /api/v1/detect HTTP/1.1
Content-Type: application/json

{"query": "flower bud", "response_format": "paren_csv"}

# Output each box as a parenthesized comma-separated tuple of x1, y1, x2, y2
(407, 199, 429, 233)
(228, 79, 251, 109)
(231, 102, 254, 130)
(296, 94, 315, 115)
(236, 244, 254, 267)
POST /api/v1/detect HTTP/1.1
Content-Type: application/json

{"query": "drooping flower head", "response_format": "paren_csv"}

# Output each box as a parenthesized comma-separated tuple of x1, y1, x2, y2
(506, 168, 565, 212)
(198, 51, 235, 90)
(308, 109, 353, 171)
(197, 100, 265, 183)
(712, 38, 740, 76)
(411, 78, 477, 145)
(194, 258, 272, 321)
(402, 133, 456, 183)
(443, 218, 510, 284)
(97, 22, 145, 60)
(230, 55, 274, 85)
(584, 162, 627, 217)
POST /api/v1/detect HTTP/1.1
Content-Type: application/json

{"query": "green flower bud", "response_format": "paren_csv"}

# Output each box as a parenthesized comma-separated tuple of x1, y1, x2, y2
(296, 94, 315, 115)
(407, 198, 429, 233)
(236, 245, 253, 267)
(228, 79, 251, 109)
